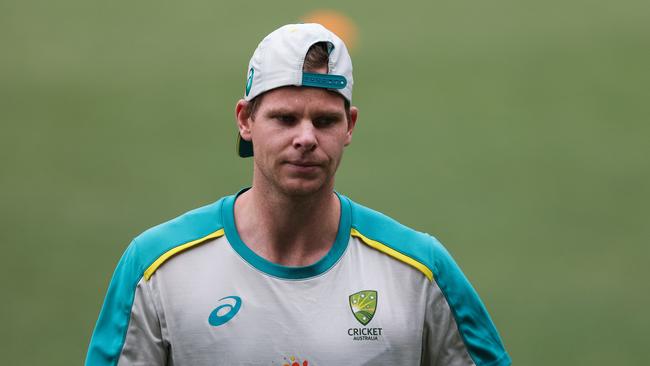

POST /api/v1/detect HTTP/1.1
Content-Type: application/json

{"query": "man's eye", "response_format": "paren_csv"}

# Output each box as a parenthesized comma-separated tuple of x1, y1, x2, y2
(314, 117, 339, 127)
(276, 115, 296, 124)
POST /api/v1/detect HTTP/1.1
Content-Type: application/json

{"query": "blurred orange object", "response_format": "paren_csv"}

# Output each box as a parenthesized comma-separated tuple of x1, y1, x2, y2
(301, 10, 358, 51)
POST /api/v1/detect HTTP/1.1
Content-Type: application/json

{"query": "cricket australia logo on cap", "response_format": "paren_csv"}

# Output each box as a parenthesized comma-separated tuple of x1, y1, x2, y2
(245, 67, 254, 96)
(347, 290, 383, 341)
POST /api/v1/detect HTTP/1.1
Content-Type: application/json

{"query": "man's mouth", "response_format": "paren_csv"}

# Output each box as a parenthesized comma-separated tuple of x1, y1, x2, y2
(286, 160, 321, 167)
(285, 161, 322, 172)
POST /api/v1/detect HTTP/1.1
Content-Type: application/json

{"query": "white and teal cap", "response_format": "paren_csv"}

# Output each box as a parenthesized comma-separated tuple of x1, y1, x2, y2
(238, 23, 354, 157)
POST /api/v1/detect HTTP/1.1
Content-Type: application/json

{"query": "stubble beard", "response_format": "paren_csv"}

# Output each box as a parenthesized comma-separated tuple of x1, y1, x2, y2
(253, 158, 339, 199)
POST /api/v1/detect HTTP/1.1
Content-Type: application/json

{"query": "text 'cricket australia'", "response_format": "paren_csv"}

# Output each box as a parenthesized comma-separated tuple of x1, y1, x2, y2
(348, 327, 383, 341)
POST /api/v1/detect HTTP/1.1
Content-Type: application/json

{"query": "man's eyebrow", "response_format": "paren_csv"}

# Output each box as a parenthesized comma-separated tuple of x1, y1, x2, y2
(263, 108, 344, 119)
(311, 110, 345, 119)
(264, 107, 295, 116)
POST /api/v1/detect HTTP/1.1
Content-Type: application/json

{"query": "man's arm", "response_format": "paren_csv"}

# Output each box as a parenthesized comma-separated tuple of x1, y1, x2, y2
(421, 239, 511, 366)
(85, 240, 168, 366)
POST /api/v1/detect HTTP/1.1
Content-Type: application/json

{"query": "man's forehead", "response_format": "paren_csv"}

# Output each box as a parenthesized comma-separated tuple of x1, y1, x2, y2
(257, 86, 347, 110)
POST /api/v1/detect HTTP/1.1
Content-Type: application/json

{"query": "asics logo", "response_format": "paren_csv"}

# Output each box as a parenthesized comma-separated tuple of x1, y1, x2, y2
(208, 296, 242, 326)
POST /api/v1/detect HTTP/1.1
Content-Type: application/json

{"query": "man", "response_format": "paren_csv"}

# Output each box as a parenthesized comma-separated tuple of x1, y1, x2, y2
(85, 23, 511, 366)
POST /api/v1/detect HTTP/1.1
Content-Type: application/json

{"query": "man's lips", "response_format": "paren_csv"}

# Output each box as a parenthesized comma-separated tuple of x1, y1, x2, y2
(284, 161, 323, 172)
(285, 160, 322, 167)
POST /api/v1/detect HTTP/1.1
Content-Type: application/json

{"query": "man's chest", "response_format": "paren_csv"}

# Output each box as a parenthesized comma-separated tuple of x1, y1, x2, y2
(152, 240, 431, 365)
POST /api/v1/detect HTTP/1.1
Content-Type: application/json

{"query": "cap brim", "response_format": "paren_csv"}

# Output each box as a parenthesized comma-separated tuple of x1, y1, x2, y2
(237, 133, 254, 157)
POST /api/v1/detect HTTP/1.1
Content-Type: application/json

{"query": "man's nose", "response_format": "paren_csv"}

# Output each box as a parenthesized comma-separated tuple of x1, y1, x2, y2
(292, 120, 318, 152)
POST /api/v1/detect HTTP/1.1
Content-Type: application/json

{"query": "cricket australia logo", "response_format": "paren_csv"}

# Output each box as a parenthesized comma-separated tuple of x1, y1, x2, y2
(347, 290, 383, 341)
(349, 290, 377, 325)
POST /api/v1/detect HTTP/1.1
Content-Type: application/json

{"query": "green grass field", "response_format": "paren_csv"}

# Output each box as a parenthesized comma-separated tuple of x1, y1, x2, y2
(2, 0, 649, 364)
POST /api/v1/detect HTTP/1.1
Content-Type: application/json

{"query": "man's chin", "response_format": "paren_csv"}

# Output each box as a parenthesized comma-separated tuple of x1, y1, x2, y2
(278, 178, 330, 197)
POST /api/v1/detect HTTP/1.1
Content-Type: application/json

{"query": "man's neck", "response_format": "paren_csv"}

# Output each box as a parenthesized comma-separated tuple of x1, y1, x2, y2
(233, 185, 341, 267)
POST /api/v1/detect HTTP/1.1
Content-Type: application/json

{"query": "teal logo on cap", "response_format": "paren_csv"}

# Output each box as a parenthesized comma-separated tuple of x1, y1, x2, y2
(245, 68, 254, 96)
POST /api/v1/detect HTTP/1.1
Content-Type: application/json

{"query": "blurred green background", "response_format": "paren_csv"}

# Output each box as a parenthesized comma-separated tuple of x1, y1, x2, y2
(2, 0, 649, 364)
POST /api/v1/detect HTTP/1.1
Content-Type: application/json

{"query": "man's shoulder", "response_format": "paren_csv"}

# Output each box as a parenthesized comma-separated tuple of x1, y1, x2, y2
(344, 195, 448, 282)
(134, 196, 227, 248)
(123, 195, 230, 279)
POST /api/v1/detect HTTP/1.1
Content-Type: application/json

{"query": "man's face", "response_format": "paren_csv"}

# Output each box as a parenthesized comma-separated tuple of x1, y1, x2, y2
(239, 86, 357, 197)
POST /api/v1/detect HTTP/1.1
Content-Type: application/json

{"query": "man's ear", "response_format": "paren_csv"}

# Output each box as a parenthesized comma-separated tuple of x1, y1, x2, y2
(235, 99, 252, 141)
(344, 106, 358, 146)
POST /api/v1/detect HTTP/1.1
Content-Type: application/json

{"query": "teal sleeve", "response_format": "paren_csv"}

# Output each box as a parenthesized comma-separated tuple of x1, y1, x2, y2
(85, 240, 147, 366)
(430, 237, 511, 366)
